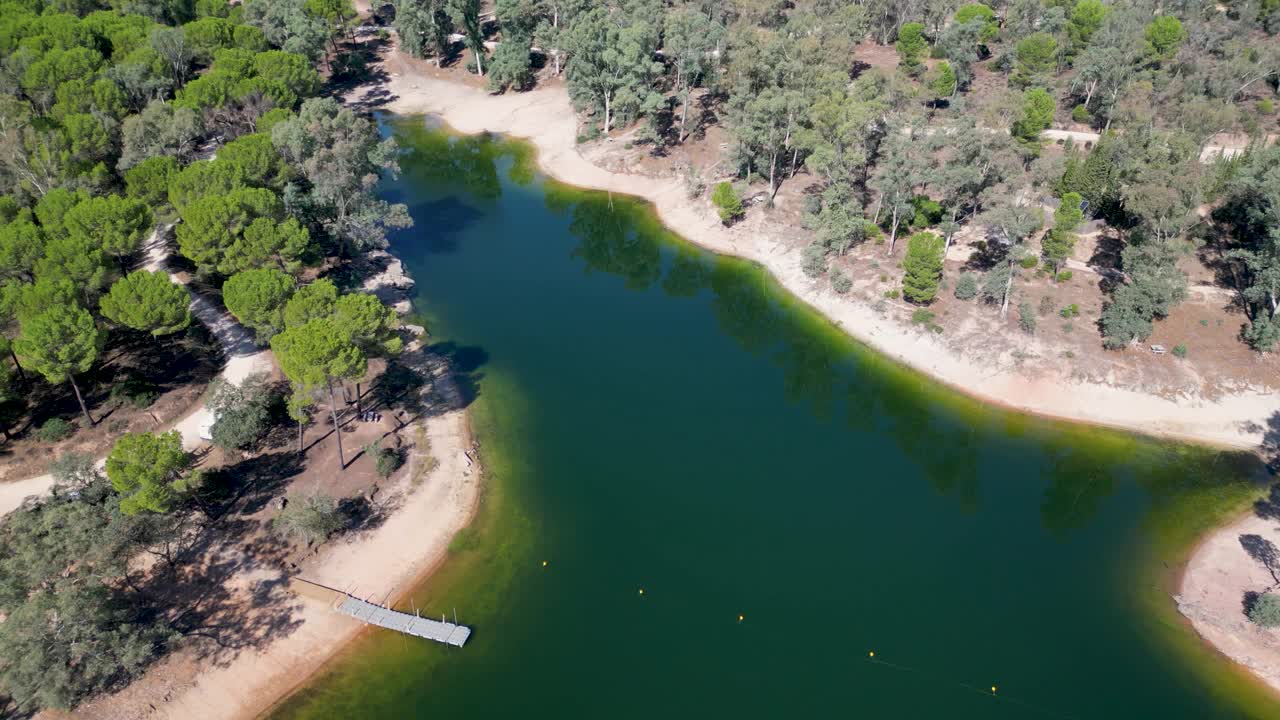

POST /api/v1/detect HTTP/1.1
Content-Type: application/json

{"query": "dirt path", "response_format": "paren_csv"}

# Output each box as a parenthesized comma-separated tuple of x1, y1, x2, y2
(355, 54, 1280, 451)
(0, 227, 274, 517)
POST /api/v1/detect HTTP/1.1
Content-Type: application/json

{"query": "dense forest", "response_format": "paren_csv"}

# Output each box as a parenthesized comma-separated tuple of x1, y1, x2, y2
(394, 0, 1280, 350)
(0, 0, 415, 711)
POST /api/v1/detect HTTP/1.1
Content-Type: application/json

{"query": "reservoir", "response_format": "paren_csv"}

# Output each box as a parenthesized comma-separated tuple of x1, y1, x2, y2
(270, 118, 1276, 719)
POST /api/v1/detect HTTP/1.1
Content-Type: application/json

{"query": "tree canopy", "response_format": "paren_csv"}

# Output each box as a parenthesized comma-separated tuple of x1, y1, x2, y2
(100, 270, 192, 337)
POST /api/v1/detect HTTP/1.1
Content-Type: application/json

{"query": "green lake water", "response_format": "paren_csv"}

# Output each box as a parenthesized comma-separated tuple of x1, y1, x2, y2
(270, 118, 1280, 719)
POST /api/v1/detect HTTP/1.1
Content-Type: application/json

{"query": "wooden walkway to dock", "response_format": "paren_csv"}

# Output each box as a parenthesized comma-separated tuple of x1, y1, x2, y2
(290, 578, 471, 647)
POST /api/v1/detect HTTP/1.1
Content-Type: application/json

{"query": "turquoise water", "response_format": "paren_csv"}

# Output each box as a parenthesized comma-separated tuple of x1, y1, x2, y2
(270, 120, 1277, 719)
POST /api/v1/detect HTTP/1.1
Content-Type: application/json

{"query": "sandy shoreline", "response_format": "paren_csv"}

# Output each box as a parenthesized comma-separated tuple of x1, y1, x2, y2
(1178, 510, 1280, 698)
(361, 57, 1279, 452)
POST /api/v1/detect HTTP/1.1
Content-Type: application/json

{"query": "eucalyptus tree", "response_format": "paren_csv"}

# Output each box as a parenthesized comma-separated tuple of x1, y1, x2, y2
(1119, 131, 1204, 247)
(936, 18, 983, 92)
(870, 126, 923, 255)
(450, 0, 486, 76)
(395, 0, 454, 65)
(562, 6, 663, 134)
(1101, 242, 1187, 348)
(1222, 145, 1280, 347)
(534, 0, 590, 76)
(927, 119, 1017, 253)
(241, 0, 331, 61)
(979, 199, 1044, 318)
(664, 7, 723, 142)
(271, 98, 412, 252)
(1072, 8, 1145, 128)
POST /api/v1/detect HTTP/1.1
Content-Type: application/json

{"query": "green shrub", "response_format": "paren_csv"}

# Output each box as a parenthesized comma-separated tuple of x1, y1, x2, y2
(1059, 303, 1080, 318)
(801, 243, 828, 278)
(112, 380, 160, 409)
(683, 165, 706, 200)
(954, 272, 979, 300)
(1057, 270, 1073, 282)
(910, 195, 943, 228)
(273, 493, 345, 545)
(884, 289, 900, 299)
(1062, 322, 1074, 333)
(36, 418, 75, 443)
(1071, 104, 1092, 123)
(1172, 343, 1188, 358)
(911, 308, 935, 325)
(1019, 255, 1039, 269)
(831, 268, 852, 294)
(1259, 98, 1276, 116)
(1250, 593, 1280, 627)
(375, 447, 403, 478)
(1018, 301, 1037, 334)
(712, 182, 745, 224)
(209, 374, 277, 452)
(1199, 318, 1209, 327)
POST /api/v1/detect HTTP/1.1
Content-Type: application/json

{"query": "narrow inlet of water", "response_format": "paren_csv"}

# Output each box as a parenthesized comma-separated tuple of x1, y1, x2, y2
(270, 118, 1276, 720)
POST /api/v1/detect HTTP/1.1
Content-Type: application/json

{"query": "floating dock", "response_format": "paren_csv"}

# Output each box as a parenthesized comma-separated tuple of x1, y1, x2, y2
(290, 578, 471, 647)
(336, 595, 472, 647)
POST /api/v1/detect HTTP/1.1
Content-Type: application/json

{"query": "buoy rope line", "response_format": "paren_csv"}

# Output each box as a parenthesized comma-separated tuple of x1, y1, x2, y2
(539, 561, 1082, 719)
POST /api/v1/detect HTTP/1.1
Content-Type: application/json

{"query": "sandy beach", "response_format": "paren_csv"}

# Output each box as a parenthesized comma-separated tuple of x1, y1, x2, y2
(1178, 510, 1280, 696)
(359, 52, 1280, 452)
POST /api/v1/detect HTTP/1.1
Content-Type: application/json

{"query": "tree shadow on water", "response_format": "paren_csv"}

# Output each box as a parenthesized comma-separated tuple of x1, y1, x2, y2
(425, 341, 488, 412)
(411, 198, 485, 254)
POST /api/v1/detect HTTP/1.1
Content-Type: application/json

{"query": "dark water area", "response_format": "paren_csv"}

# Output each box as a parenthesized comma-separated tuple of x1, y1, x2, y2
(271, 118, 1278, 719)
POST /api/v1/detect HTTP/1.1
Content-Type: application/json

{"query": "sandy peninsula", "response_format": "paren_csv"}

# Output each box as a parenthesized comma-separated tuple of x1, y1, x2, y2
(357, 50, 1280, 452)
(1178, 510, 1280, 695)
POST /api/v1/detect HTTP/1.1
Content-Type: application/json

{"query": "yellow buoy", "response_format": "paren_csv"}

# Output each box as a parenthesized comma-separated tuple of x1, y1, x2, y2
(991, 686, 997, 694)
(638, 588, 645, 596)
(868, 651, 875, 658)
(542, 560, 548, 567)
(737, 614, 744, 622)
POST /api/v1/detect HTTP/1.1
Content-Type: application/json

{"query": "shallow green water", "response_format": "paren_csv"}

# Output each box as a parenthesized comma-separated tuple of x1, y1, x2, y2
(271, 119, 1279, 719)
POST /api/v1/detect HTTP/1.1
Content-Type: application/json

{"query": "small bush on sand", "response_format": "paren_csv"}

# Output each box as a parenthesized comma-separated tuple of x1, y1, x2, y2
(1018, 301, 1037, 334)
(1250, 593, 1280, 627)
(375, 447, 403, 478)
(36, 418, 75, 443)
(273, 493, 345, 545)
(801, 243, 828, 278)
(831, 268, 852, 294)
(954, 272, 978, 300)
